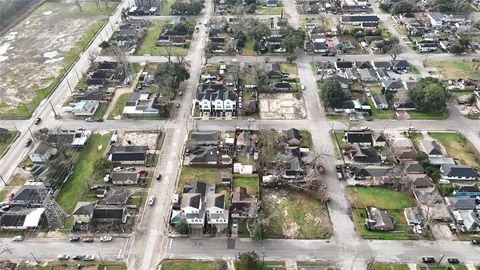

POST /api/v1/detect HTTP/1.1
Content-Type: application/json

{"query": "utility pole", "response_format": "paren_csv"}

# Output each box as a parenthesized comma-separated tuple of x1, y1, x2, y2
(49, 100, 58, 118)
(0, 174, 6, 185)
(98, 252, 105, 265)
(28, 127, 35, 141)
(30, 251, 40, 263)
(11, 121, 17, 131)
(66, 77, 73, 93)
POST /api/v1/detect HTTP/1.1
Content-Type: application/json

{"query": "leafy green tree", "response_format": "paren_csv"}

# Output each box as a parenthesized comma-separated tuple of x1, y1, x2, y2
(175, 220, 189, 234)
(236, 32, 247, 48)
(155, 62, 190, 88)
(237, 251, 261, 269)
(249, 23, 271, 40)
(94, 158, 113, 174)
(286, 54, 296, 64)
(408, 78, 446, 113)
(99, 41, 110, 49)
(391, 1, 414, 14)
(449, 43, 466, 54)
(320, 77, 345, 108)
(280, 26, 305, 53)
(253, 40, 261, 53)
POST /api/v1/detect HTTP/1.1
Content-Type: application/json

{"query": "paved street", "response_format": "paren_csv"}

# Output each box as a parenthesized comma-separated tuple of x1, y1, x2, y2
(2, 0, 480, 269)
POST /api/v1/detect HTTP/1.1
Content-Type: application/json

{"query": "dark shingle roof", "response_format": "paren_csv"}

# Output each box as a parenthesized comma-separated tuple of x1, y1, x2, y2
(92, 207, 125, 219)
(442, 165, 478, 178)
(110, 145, 148, 162)
(346, 132, 373, 144)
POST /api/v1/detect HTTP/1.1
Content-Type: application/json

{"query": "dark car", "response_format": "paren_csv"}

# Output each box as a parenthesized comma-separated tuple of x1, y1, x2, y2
(69, 236, 80, 242)
(471, 239, 480, 245)
(25, 139, 33, 147)
(33, 117, 41, 125)
(421, 257, 435, 264)
(82, 237, 94, 243)
(447, 258, 460, 264)
(72, 255, 85, 261)
(155, 174, 162, 181)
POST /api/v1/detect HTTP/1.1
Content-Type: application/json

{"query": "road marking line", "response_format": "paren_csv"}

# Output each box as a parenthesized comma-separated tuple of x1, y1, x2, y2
(168, 238, 173, 249)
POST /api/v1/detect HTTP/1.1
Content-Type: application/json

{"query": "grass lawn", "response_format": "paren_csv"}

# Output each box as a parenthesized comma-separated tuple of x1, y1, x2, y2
(347, 186, 416, 209)
(92, 102, 108, 119)
(135, 20, 189, 56)
(418, 265, 468, 270)
(353, 209, 418, 240)
(178, 167, 232, 192)
(0, 130, 18, 157)
(326, 114, 345, 120)
(279, 63, 298, 75)
(236, 261, 286, 270)
(264, 189, 332, 239)
(368, 97, 395, 119)
(232, 176, 259, 194)
(0, 173, 29, 201)
(157, 0, 176, 15)
(56, 133, 111, 213)
(241, 38, 256, 56)
(430, 132, 480, 168)
(107, 93, 129, 119)
(424, 60, 480, 80)
(128, 191, 148, 207)
(19, 261, 126, 270)
(369, 262, 409, 270)
(408, 111, 447, 120)
(256, 6, 283, 15)
(299, 130, 313, 148)
(453, 91, 473, 97)
(161, 260, 217, 270)
(333, 131, 347, 151)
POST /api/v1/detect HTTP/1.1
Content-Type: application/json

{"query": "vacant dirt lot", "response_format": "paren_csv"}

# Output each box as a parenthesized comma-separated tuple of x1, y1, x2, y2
(0, 0, 116, 117)
(259, 92, 307, 119)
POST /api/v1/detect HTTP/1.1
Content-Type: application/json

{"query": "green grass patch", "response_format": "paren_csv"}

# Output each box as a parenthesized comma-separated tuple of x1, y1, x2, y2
(0, 173, 29, 201)
(128, 191, 148, 207)
(256, 6, 284, 15)
(107, 93, 130, 119)
(158, 0, 176, 15)
(418, 265, 468, 270)
(232, 176, 259, 195)
(299, 130, 313, 148)
(347, 186, 415, 209)
(92, 102, 108, 119)
(0, 131, 18, 157)
(264, 189, 332, 239)
(369, 262, 410, 270)
(135, 20, 189, 56)
(333, 131, 346, 151)
(161, 260, 218, 270)
(424, 60, 480, 80)
(368, 97, 395, 119)
(408, 111, 447, 120)
(56, 133, 111, 213)
(279, 63, 298, 75)
(430, 132, 480, 168)
(19, 261, 126, 270)
(178, 167, 232, 192)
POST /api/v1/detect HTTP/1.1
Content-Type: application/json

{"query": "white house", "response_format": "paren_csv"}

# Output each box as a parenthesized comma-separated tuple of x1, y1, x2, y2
(29, 141, 57, 163)
(205, 193, 229, 231)
(440, 165, 478, 181)
(197, 88, 237, 117)
(180, 193, 205, 229)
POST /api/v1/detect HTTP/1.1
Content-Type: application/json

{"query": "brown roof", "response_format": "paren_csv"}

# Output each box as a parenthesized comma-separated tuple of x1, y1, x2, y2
(231, 186, 257, 204)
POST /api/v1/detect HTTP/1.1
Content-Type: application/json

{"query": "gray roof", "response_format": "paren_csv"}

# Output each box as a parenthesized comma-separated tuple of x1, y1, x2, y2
(402, 161, 425, 174)
(105, 188, 129, 205)
(72, 201, 96, 216)
(446, 196, 476, 210)
(111, 171, 139, 182)
(33, 141, 55, 155)
(441, 165, 478, 178)
(191, 132, 219, 144)
(420, 139, 443, 156)
(206, 193, 225, 209)
(190, 146, 218, 164)
(13, 182, 47, 204)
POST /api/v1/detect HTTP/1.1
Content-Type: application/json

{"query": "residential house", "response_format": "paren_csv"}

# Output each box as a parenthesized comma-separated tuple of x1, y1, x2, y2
(355, 61, 373, 69)
(345, 131, 373, 146)
(335, 61, 354, 70)
(189, 146, 219, 165)
(340, 15, 380, 27)
(283, 148, 305, 179)
(390, 60, 411, 71)
(0, 208, 45, 230)
(205, 193, 229, 232)
(111, 171, 139, 185)
(393, 147, 417, 161)
(452, 210, 480, 232)
(371, 93, 388, 109)
(92, 206, 127, 223)
(315, 61, 335, 74)
(373, 131, 387, 147)
(72, 201, 96, 224)
(358, 69, 378, 82)
(445, 196, 476, 210)
(105, 188, 130, 205)
(0, 261, 18, 270)
(266, 63, 287, 78)
(420, 139, 444, 158)
(122, 92, 160, 118)
(72, 100, 100, 117)
(440, 165, 477, 181)
(29, 141, 57, 163)
(350, 164, 394, 180)
(413, 187, 452, 221)
(286, 128, 302, 146)
(453, 184, 480, 197)
(197, 87, 237, 117)
(416, 39, 437, 52)
(402, 161, 425, 174)
(365, 206, 394, 231)
(372, 61, 391, 70)
(109, 145, 149, 165)
(382, 79, 404, 91)
(407, 174, 434, 188)
(376, 68, 389, 80)
(270, 82, 292, 92)
(349, 144, 381, 163)
(190, 132, 219, 146)
(12, 182, 47, 207)
(231, 186, 258, 218)
(313, 41, 328, 54)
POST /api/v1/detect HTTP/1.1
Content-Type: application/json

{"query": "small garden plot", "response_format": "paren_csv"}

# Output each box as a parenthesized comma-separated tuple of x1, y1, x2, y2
(161, 260, 219, 270)
(263, 189, 332, 239)
(232, 176, 259, 195)
(178, 167, 232, 192)
(430, 132, 480, 168)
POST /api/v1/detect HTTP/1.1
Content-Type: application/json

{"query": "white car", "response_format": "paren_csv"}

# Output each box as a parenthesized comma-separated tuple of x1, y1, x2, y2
(84, 255, 95, 261)
(58, 254, 70, 260)
(13, 235, 24, 241)
(100, 235, 113, 242)
(148, 196, 156, 206)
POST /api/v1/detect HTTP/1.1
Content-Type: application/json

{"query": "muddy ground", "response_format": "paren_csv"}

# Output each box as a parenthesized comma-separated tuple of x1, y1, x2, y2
(0, 0, 117, 116)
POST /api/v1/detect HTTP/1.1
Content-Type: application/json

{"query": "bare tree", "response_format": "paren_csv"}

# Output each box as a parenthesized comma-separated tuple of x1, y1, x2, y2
(94, 0, 100, 9)
(388, 44, 403, 61)
(88, 51, 98, 69)
(112, 46, 132, 82)
(74, 0, 82, 12)
(385, 165, 411, 192)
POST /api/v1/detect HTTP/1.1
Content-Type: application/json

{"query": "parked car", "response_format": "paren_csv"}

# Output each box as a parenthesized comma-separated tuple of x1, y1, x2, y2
(57, 255, 69, 260)
(33, 117, 41, 125)
(82, 237, 94, 243)
(72, 255, 85, 261)
(13, 235, 24, 241)
(471, 239, 480, 245)
(85, 117, 94, 122)
(148, 196, 156, 206)
(176, 103, 180, 108)
(421, 257, 435, 263)
(69, 236, 80, 242)
(25, 139, 33, 147)
(155, 173, 162, 181)
(447, 258, 460, 264)
(83, 255, 95, 261)
(100, 235, 113, 242)
(178, 91, 183, 96)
